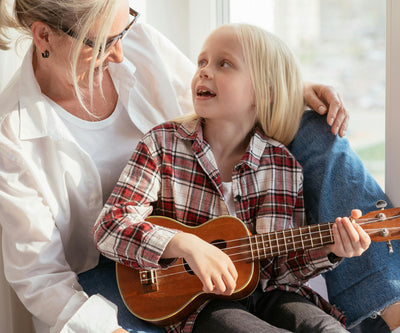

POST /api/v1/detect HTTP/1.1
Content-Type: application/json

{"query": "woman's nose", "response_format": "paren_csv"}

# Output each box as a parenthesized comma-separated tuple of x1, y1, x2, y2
(106, 39, 124, 64)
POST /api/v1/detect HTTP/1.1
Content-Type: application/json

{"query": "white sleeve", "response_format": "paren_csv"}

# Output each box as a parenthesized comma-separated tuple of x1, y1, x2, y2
(54, 294, 120, 333)
(0, 113, 119, 333)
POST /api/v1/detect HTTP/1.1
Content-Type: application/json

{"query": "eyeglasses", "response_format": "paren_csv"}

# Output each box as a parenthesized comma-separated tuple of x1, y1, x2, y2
(60, 8, 139, 52)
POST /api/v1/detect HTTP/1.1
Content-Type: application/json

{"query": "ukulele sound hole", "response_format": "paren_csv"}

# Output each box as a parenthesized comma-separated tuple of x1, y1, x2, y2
(182, 239, 227, 275)
(211, 239, 227, 250)
(183, 259, 194, 275)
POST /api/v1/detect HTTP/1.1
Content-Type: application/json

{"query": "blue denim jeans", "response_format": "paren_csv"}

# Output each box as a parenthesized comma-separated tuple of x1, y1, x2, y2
(289, 111, 399, 331)
(78, 255, 163, 333)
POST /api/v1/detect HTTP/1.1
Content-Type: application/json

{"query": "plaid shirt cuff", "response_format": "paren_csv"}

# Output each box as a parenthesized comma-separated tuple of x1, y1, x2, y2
(307, 247, 342, 271)
(136, 226, 179, 268)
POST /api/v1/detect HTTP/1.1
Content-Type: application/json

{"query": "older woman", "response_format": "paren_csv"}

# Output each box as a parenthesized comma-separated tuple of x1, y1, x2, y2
(0, 0, 395, 333)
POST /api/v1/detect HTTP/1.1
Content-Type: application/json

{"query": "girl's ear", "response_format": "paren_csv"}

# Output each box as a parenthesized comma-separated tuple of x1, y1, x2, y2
(31, 21, 53, 55)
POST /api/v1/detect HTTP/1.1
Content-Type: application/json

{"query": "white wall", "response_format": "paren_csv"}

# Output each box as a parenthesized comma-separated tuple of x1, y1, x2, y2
(144, 0, 190, 56)
(0, 32, 29, 91)
(143, 0, 224, 62)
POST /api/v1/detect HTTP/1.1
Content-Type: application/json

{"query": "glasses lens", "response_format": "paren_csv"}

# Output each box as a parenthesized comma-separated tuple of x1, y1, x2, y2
(103, 9, 137, 51)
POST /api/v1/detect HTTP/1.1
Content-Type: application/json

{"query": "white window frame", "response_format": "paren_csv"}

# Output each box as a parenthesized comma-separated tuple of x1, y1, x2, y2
(386, 0, 400, 206)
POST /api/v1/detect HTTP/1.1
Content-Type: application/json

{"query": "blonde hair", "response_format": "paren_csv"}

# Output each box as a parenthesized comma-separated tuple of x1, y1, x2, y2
(232, 23, 304, 146)
(0, 0, 122, 115)
(177, 23, 304, 146)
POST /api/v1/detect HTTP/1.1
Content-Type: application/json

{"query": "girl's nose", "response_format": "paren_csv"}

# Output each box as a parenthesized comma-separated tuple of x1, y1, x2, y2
(199, 66, 212, 79)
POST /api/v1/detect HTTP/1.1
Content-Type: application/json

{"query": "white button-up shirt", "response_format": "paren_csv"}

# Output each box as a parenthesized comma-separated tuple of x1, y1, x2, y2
(0, 23, 194, 332)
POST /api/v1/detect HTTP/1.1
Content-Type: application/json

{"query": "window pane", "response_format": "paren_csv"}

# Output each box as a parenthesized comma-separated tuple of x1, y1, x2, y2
(230, 0, 386, 188)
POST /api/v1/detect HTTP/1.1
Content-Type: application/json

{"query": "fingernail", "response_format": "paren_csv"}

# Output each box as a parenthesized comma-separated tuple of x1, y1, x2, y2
(318, 105, 327, 113)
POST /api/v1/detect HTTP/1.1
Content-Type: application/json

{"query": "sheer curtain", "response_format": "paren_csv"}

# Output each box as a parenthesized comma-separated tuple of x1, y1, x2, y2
(0, 33, 34, 332)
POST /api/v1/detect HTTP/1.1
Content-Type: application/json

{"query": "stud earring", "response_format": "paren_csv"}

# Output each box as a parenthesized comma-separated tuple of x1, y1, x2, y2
(41, 50, 50, 58)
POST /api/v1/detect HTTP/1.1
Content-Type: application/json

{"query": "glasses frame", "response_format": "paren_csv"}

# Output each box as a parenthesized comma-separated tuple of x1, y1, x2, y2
(60, 8, 139, 52)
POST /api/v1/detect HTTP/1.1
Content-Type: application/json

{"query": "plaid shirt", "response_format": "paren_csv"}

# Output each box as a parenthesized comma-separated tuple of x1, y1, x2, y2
(93, 119, 344, 332)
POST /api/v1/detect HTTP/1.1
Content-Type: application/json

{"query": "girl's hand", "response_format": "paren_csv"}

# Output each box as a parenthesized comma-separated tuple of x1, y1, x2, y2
(325, 209, 371, 258)
(164, 232, 238, 295)
(304, 82, 349, 137)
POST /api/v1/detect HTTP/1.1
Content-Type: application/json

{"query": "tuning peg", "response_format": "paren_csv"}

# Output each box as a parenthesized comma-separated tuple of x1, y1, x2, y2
(376, 200, 387, 210)
(387, 240, 394, 254)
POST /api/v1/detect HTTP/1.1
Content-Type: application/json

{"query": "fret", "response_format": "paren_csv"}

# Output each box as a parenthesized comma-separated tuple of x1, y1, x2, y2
(255, 234, 261, 260)
(284, 229, 294, 253)
(248, 235, 255, 262)
(308, 225, 313, 247)
(267, 232, 273, 257)
(329, 223, 334, 243)
(317, 223, 333, 245)
(317, 224, 323, 246)
(282, 230, 288, 253)
(261, 234, 267, 259)
(293, 228, 303, 252)
(290, 228, 295, 251)
(275, 231, 281, 255)
(300, 226, 305, 249)
(301, 225, 312, 250)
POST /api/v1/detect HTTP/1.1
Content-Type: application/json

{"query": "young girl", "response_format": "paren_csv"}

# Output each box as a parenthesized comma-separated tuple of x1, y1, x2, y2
(93, 24, 370, 333)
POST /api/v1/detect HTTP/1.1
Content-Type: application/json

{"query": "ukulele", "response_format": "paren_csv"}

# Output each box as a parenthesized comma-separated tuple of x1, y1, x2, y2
(116, 207, 400, 326)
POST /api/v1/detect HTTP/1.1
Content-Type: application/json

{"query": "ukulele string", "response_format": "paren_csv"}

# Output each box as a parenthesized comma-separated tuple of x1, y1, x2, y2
(140, 226, 398, 283)
(140, 215, 400, 283)
(189, 214, 400, 250)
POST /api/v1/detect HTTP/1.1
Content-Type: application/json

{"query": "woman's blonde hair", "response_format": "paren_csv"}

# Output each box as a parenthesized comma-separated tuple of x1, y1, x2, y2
(0, 0, 122, 115)
(177, 23, 304, 146)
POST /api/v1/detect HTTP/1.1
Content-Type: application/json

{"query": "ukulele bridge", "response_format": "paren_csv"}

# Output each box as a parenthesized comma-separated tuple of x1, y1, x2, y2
(139, 269, 158, 293)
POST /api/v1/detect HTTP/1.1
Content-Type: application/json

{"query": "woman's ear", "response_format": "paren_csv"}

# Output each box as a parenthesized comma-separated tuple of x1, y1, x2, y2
(31, 21, 53, 56)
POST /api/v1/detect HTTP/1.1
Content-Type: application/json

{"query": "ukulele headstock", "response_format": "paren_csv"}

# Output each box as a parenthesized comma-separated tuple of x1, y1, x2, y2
(358, 205, 400, 253)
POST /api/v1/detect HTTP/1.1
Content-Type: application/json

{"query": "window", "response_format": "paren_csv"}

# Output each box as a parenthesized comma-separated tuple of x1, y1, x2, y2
(230, 0, 386, 189)
(125, 0, 400, 204)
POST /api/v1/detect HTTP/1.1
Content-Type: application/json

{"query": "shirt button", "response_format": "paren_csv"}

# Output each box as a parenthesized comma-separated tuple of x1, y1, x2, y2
(235, 195, 242, 202)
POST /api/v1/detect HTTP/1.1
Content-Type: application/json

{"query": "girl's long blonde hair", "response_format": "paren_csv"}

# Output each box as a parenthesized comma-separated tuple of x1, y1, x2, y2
(233, 23, 304, 146)
(177, 23, 304, 146)
(0, 0, 122, 115)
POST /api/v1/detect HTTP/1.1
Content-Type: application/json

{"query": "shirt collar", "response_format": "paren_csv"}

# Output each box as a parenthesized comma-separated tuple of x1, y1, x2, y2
(176, 117, 203, 141)
(17, 46, 137, 141)
(18, 45, 69, 141)
(176, 118, 283, 171)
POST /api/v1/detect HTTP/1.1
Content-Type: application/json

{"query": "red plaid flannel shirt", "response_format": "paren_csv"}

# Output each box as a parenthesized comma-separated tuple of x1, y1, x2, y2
(93, 119, 344, 332)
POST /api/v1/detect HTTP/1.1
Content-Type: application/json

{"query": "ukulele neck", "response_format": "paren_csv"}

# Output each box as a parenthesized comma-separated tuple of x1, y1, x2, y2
(247, 222, 334, 260)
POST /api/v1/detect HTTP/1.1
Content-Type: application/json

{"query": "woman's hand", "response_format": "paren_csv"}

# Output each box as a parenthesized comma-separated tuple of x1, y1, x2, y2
(304, 82, 349, 137)
(164, 232, 238, 295)
(325, 209, 371, 258)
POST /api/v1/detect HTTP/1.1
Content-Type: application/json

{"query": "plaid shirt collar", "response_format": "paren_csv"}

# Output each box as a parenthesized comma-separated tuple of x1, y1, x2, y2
(176, 118, 284, 172)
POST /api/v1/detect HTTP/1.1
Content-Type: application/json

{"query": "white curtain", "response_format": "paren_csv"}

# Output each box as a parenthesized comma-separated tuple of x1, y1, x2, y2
(0, 32, 34, 333)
